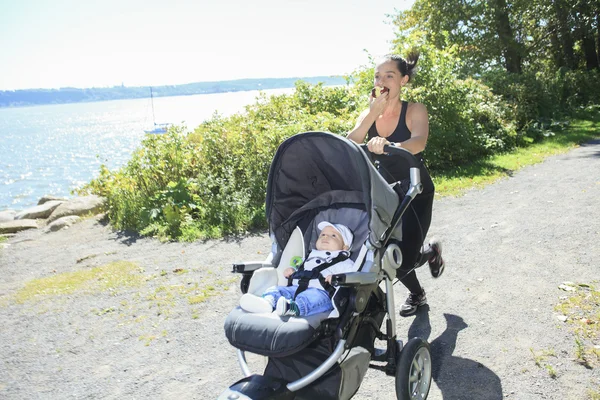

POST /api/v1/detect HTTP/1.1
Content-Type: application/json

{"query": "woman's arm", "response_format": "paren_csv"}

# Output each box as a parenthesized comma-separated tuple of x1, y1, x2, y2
(347, 93, 388, 144)
(366, 102, 430, 155)
(347, 108, 375, 144)
(393, 102, 429, 154)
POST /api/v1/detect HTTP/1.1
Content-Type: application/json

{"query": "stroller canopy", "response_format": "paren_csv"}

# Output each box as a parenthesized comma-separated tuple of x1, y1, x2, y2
(265, 131, 400, 249)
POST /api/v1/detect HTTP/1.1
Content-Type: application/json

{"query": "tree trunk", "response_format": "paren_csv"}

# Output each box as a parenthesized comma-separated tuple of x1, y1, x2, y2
(492, 0, 522, 73)
(549, 21, 565, 68)
(553, 0, 577, 70)
(581, 35, 599, 70)
(576, 2, 599, 70)
(597, 11, 600, 68)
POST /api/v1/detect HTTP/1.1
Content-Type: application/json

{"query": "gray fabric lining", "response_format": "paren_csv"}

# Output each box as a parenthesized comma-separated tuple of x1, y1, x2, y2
(306, 207, 369, 262)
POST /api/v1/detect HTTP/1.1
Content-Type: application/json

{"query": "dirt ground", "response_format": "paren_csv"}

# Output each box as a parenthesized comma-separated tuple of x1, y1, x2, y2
(1, 139, 599, 400)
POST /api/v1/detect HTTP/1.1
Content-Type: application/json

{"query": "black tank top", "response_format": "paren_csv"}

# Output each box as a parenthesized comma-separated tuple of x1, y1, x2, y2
(367, 101, 435, 194)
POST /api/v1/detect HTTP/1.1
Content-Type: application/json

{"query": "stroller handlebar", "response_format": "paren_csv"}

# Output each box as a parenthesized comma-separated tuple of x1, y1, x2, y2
(382, 144, 421, 169)
(359, 143, 423, 192)
(358, 143, 421, 169)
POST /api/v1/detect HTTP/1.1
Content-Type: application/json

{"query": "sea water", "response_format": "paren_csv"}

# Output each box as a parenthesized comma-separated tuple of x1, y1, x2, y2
(0, 88, 294, 211)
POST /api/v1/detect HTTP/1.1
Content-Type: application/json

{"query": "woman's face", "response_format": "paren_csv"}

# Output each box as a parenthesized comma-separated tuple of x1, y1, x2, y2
(374, 60, 407, 96)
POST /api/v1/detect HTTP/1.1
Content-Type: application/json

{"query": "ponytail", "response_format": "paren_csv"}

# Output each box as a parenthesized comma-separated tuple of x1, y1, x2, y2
(382, 51, 420, 81)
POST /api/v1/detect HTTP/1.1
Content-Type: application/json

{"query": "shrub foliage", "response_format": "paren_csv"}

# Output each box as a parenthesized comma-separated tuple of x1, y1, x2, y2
(81, 55, 600, 241)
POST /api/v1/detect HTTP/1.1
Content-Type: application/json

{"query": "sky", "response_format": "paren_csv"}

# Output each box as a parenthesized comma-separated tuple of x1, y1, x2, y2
(0, 0, 414, 90)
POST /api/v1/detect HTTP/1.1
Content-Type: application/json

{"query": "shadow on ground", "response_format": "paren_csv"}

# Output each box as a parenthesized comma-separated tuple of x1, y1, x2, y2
(408, 309, 503, 400)
(579, 138, 600, 159)
(96, 213, 267, 246)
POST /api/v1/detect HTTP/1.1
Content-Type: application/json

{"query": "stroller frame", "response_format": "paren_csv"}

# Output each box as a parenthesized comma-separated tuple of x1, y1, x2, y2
(220, 132, 433, 400)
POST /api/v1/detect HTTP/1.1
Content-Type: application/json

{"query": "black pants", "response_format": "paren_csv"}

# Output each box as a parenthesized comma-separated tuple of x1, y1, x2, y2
(395, 191, 434, 294)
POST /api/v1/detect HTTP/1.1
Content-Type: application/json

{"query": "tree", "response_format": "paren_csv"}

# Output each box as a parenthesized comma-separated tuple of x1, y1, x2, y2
(490, 0, 523, 73)
(574, 0, 599, 70)
(392, 0, 526, 74)
(549, 0, 577, 70)
(391, 0, 600, 74)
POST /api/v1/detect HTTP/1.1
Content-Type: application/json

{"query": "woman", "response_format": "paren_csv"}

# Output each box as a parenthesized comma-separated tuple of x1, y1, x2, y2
(347, 52, 445, 317)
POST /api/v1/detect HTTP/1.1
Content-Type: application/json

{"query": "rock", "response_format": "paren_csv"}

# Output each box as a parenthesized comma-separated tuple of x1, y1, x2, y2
(0, 210, 17, 223)
(47, 195, 106, 223)
(15, 201, 64, 220)
(46, 216, 82, 232)
(0, 219, 38, 234)
(558, 283, 576, 291)
(38, 195, 68, 205)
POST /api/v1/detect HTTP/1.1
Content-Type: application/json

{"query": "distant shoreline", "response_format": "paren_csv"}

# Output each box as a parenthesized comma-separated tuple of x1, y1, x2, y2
(0, 76, 347, 108)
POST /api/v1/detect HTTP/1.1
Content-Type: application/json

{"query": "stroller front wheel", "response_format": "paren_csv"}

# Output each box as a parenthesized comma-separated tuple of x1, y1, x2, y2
(395, 337, 432, 400)
(240, 274, 251, 294)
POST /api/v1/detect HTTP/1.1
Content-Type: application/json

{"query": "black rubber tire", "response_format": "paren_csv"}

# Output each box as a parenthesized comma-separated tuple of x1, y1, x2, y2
(395, 337, 432, 400)
(240, 275, 251, 294)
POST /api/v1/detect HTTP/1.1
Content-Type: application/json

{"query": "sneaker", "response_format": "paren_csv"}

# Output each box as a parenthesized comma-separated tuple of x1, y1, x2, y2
(275, 297, 300, 317)
(399, 289, 427, 317)
(240, 294, 274, 314)
(428, 240, 445, 278)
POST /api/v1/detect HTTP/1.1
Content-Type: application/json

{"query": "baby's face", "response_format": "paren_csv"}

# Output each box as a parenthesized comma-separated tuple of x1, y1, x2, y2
(316, 226, 347, 251)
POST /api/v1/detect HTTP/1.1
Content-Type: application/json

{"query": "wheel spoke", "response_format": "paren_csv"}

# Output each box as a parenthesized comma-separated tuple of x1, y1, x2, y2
(409, 371, 419, 383)
(411, 358, 420, 371)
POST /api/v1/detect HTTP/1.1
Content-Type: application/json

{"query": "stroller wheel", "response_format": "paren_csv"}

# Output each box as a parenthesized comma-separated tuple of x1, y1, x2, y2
(395, 337, 432, 400)
(240, 275, 251, 294)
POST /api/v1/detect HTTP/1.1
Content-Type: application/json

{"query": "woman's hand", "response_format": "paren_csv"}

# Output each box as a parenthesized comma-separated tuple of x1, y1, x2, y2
(367, 136, 390, 154)
(283, 267, 295, 278)
(369, 91, 388, 117)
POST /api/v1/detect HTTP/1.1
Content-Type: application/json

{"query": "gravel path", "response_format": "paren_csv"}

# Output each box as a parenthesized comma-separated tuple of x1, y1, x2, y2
(1, 139, 599, 400)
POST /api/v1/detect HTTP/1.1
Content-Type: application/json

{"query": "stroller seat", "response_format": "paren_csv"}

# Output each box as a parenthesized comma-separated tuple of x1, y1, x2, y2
(225, 199, 370, 358)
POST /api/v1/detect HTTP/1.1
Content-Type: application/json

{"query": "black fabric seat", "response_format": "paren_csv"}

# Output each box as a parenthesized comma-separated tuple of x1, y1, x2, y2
(224, 307, 331, 357)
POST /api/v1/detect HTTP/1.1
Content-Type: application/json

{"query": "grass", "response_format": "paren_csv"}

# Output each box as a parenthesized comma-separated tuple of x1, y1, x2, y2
(2, 260, 239, 347)
(555, 282, 600, 368)
(530, 347, 558, 378)
(433, 112, 600, 197)
(13, 261, 144, 303)
(5, 259, 237, 323)
(0, 236, 8, 255)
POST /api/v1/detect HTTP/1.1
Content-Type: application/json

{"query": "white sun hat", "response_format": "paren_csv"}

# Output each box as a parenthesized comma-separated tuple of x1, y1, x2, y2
(317, 221, 354, 250)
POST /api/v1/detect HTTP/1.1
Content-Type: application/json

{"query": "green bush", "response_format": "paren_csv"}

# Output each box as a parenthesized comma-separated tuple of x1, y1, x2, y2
(350, 45, 517, 170)
(482, 68, 600, 144)
(81, 61, 597, 241)
(558, 69, 600, 110)
(483, 69, 561, 141)
(80, 82, 358, 241)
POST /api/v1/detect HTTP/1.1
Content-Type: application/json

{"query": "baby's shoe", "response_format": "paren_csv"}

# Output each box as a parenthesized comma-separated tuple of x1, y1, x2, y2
(275, 297, 300, 317)
(240, 293, 274, 313)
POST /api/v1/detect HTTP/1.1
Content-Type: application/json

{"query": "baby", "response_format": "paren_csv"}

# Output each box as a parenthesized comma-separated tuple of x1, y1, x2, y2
(239, 221, 355, 317)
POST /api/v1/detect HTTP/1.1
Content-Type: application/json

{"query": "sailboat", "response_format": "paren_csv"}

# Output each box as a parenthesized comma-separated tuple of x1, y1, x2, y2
(144, 87, 171, 134)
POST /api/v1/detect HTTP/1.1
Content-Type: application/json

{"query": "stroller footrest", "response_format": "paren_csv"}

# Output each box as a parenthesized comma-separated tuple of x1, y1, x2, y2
(224, 307, 328, 357)
(371, 347, 388, 362)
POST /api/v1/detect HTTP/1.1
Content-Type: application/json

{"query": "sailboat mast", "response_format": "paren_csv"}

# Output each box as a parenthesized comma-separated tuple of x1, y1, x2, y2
(150, 87, 156, 126)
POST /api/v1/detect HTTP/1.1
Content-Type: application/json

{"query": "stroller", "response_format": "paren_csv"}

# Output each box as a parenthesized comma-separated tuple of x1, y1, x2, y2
(219, 131, 432, 400)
